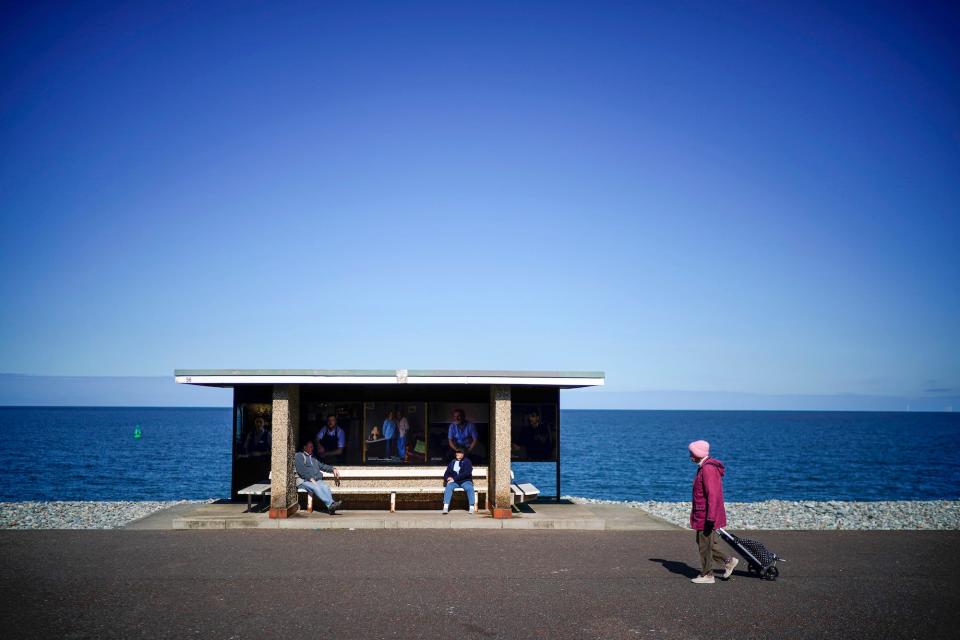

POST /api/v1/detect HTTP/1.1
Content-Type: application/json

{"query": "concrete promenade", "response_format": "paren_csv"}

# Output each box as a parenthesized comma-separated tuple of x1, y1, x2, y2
(1, 528, 957, 639)
(146, 499, 682, 531)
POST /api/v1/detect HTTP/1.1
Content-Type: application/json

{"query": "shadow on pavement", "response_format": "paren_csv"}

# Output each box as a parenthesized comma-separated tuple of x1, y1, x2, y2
(649, 558, 700, 578)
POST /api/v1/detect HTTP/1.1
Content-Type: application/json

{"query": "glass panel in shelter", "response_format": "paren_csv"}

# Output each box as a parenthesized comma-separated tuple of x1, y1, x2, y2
(363, 402, 426, 464)
(302, 402, 363, 465)
(511, 403, 558, 461)
(234, 403, 272, 492)
(427, 402, 489, 465)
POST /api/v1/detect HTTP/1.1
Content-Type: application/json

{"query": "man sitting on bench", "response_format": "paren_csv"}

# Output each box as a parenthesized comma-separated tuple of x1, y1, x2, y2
(296, 441, 343, 515)
(442, 448, 475, 515)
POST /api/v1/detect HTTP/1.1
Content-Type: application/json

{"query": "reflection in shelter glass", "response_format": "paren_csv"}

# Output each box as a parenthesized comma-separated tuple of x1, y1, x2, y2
(234, 403, 273, 494)
(511, 403, 557, 461)
(427, 402, 489, 465)
(363, 402, 426, 464)
(302, 402, 363, 465)
(237, 403, 272, 458)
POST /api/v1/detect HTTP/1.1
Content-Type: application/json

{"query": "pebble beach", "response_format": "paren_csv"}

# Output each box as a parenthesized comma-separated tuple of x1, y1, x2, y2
(2, 499, 959, 530)
(568, 497, 960, 530)
(0, 500, 211, 530)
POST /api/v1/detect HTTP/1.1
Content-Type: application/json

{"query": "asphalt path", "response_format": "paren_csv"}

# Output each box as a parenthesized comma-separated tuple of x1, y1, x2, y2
(1, 530, 957, 639)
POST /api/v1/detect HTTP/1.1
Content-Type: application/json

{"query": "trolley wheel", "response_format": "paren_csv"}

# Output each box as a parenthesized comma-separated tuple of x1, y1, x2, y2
(763, 566, 779, 581)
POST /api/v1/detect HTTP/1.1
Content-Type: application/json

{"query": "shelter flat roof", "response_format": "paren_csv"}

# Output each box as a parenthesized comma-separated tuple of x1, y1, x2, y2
(174, 369, 605, 389)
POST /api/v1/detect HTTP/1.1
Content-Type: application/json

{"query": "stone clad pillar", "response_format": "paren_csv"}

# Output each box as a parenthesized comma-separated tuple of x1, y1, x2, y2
(488, 385, 512, 518)
(269, 384, 300, 519)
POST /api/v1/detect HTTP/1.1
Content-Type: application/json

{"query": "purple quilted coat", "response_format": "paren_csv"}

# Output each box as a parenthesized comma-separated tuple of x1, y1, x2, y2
(690, 458, 727, 530)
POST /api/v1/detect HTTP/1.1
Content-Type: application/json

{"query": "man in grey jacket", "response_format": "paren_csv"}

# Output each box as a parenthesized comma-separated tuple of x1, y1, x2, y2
(295, 440, 342, 514)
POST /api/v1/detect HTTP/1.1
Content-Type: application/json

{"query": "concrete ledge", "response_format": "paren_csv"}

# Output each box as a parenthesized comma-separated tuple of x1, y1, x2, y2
(502, 519, 606, 530)
(172, 518, 227, 530)
(169, 501, 681, 531)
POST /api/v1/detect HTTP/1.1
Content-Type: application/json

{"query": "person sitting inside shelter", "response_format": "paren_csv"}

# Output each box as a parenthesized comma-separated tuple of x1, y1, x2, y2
(442, 448, 475, 515)
(315, 415, 346, 463)
(447, 408, 478, 460)
(296, 440, 342, 515)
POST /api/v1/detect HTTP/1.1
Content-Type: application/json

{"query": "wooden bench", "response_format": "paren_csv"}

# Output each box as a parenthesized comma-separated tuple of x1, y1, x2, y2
(312, 468, 491, 512)
(239, 467, 538, 512)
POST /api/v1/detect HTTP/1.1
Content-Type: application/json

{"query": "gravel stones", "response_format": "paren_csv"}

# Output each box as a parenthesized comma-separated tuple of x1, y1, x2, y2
(567, 497, 960, 530)
(0, 500, 210, 530)
(4, 498, 959, 530)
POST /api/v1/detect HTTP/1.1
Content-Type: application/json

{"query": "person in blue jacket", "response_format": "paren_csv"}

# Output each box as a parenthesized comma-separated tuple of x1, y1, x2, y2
(295, 440, 342, 515)
(442, 448, 475, 514)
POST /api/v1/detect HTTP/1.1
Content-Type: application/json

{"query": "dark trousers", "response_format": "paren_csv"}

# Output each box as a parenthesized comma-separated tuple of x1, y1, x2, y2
(696, 529, 728, 576)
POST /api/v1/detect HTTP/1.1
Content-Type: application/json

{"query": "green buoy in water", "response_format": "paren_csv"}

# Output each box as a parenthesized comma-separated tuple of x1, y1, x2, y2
(134, 424, 142, 439)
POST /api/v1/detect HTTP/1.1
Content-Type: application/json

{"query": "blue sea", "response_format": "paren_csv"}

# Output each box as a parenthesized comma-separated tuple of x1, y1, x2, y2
(0, 407, 958, 502)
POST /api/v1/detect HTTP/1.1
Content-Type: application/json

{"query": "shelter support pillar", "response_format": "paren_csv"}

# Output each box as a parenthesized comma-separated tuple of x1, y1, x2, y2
(489, 384, 512, 518)
(269, 384, 300, 518)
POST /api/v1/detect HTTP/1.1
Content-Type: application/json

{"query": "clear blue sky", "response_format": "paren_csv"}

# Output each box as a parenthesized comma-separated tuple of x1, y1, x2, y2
(1, 1, 958, 408)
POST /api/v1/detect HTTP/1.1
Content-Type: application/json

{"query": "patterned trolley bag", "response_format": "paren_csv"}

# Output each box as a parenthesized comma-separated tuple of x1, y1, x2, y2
(716, 528, 784, 581)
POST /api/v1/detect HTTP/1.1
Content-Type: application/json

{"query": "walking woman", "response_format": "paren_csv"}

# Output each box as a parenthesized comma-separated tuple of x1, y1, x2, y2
(688, 440, 738, 584)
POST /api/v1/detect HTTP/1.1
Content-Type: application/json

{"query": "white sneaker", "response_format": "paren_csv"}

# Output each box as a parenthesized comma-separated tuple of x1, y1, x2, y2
(442, 504, 449, 514)
(691, 574, 715, 584)
(468, 506, 475, 514)
(722, 557, 739, 579)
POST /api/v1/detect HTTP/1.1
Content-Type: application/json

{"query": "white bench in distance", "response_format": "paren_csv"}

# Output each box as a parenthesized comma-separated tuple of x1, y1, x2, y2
(511, 482, 541, 505)
(235, 475, 316, 512)
(237, 482, 272, 512)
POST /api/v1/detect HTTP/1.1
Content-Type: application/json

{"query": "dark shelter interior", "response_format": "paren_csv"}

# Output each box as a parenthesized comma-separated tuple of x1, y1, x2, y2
(232, 383, 560, 499)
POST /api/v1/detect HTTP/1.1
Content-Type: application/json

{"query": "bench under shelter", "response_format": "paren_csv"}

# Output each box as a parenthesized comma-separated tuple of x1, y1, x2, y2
(175, 369, 604, 519)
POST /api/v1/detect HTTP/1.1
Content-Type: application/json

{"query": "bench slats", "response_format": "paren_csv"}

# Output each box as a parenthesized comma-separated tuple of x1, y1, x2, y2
(300, 486, 488, 495)
(237, 473, 538, 511)
(240, 486, 491, 495)
(320, 467, 489, 479)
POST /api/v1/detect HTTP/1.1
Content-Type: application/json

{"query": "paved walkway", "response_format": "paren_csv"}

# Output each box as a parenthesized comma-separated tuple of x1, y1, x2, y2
(130, 499, 681, 530)
(1, 529, 956, 639)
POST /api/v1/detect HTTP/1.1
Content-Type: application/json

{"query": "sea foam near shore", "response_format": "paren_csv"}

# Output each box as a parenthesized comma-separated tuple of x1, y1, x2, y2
(568, 497, 960, 530)
(0, 501, 210, 530)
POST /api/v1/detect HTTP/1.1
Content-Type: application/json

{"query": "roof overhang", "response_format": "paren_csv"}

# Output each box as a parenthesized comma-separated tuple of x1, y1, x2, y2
(174, 369, 605, 389)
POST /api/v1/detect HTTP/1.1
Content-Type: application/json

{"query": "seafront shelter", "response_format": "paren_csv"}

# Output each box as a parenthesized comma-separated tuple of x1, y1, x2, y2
(175, 369, 604, 518)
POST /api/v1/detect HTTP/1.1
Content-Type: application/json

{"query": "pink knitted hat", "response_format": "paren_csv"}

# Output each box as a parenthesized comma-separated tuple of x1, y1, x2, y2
(688, 440, 710, 459)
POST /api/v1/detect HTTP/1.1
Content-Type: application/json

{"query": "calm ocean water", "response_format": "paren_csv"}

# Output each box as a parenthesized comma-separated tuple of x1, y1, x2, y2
(0, 407, 957, 502)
